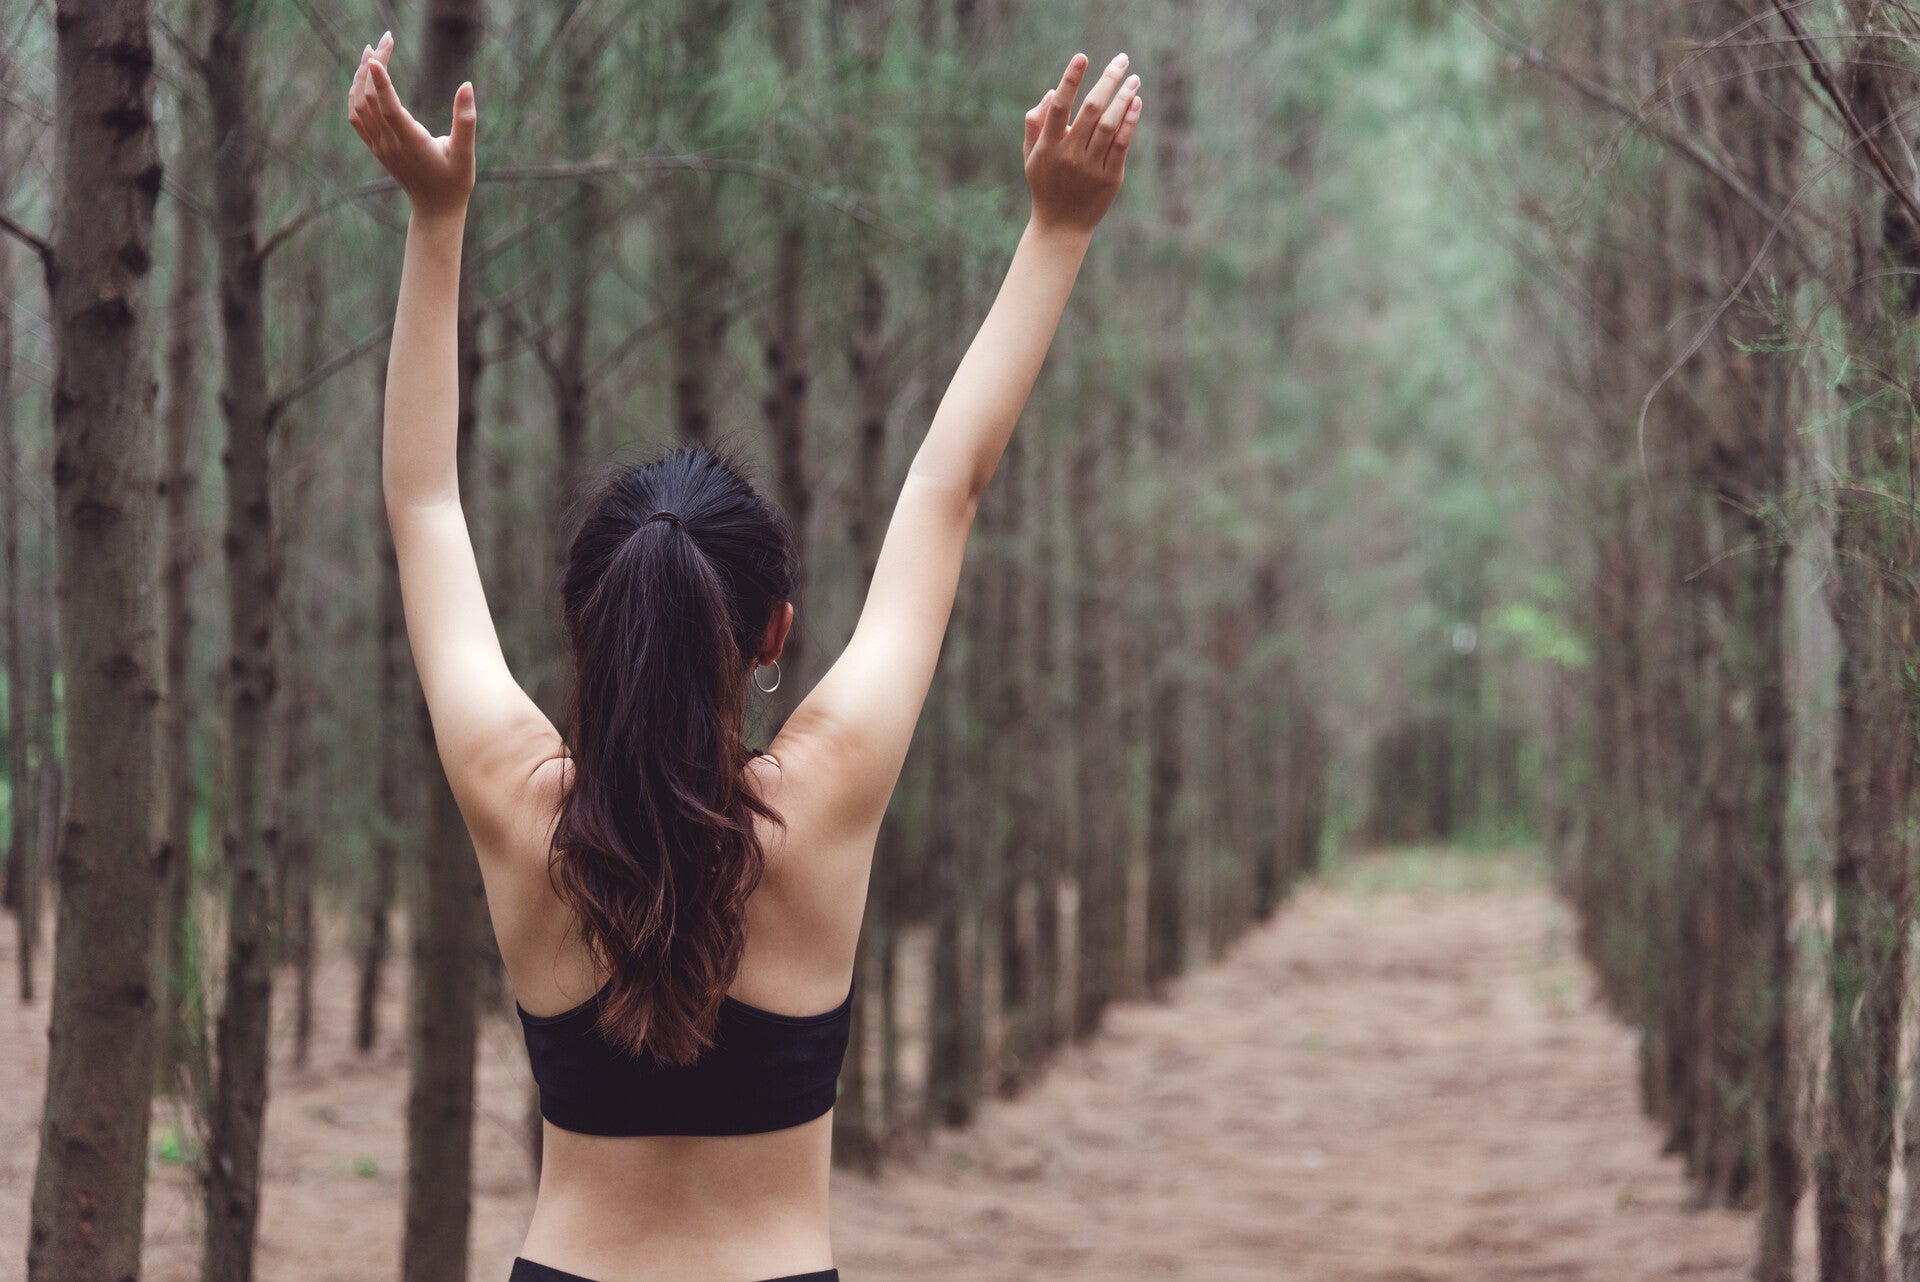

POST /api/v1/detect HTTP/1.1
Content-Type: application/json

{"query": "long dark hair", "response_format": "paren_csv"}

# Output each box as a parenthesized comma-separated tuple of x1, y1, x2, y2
(552, 445, 797, 1066)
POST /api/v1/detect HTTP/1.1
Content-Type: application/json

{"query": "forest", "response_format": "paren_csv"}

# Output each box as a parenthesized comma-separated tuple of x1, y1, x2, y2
(6, 0, 1920, 1279)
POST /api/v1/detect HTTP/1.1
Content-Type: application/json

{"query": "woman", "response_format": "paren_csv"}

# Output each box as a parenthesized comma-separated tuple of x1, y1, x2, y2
(346, 31, 1142, 1282)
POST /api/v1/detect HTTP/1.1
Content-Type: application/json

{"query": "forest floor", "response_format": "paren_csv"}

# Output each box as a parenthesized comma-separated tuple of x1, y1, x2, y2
(0, 848, 1785, 1280)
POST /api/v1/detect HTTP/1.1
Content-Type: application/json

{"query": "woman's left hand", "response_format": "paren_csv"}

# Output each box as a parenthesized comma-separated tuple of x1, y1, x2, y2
(346, 31, 477, 219)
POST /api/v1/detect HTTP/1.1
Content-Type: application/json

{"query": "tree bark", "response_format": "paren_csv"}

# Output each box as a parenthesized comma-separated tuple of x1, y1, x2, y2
(1068, 398, 1124, 1033)
(357, 357, 405, 1055)
(201, 0, 282, 1271)
(664, 0, 736, 445)
(832, 264, 892, 1169)
(157, 82, 209, 1092)
(0, 143, 39, 1006)
(1821, 30, 1918, 1282)
(761, 217, 812, 709)
(402, 6, 487, 1278)
(1143, 24, 1194, 995)
(276, 262, 329, 1071)
(355, 564, 406, 1052)
(27, 1, 166, 1276)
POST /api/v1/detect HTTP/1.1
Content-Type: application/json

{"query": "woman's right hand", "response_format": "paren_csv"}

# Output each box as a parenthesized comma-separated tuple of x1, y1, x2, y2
(346, 31, 477, 220)
(1022, 53, 1144, 235)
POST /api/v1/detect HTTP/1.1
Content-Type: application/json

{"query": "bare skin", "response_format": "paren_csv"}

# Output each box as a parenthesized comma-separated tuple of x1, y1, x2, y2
(347, 33, 1142, 1282)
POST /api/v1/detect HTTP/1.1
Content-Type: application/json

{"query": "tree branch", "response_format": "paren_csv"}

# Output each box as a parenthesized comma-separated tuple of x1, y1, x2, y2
(1461, 1, 1816, 272)
(266, 195, 575, 415)
(0, 209, 52, 275)
(256, 152, 904, 265)
(268, 317, 394, 418)
(1770, 0, 1920, 240)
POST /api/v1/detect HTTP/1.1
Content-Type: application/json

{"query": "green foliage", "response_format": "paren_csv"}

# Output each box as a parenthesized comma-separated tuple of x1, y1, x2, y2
(153, 1125, 197, 1168)
(1488, 602, 1589, 671)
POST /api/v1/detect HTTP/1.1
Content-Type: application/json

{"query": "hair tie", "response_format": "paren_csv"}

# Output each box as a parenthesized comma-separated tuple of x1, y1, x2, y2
(643, 510, 685, 530)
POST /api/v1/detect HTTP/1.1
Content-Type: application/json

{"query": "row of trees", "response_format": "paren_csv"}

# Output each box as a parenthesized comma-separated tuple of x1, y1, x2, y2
(1493, 3, 1920, 1278)
(2, 0, 1544, 1278)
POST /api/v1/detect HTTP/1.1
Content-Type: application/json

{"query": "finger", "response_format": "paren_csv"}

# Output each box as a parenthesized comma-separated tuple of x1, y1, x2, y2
(448, 81, 477, 159)
(374, 29, 394, 68)
(1092, 75, 1140, 164)
(1040, 53, 1086, 143)
(366, 58, 428, 152)
(367, 58, 418, 134)
(1108, 96, 1143, 169)
(354, 64, 392, 146)
(348, 47, 370, 111)
(1072, 53, 1129, 148)
(360, 85, 400, 155)
(354, 101, 388, 154)
(348, 55, 373, 133)
(1024, 91, 1049, 160)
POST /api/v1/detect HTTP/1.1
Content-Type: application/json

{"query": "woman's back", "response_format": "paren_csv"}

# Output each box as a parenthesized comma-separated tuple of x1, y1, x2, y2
(347, 30, 1142, 1281)
(492, 754, 868, 1280)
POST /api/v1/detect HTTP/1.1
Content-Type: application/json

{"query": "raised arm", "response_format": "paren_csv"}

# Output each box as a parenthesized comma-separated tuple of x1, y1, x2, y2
(778, 52, 1143, 829)
(347, 35, 562, 841)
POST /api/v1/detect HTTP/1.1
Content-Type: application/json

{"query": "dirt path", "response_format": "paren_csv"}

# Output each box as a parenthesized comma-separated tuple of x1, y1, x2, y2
(0, 851, 1770, 1279)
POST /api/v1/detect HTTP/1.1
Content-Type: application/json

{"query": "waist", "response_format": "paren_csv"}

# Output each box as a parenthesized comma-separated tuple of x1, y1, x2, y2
(521, 1116, 835, 1281)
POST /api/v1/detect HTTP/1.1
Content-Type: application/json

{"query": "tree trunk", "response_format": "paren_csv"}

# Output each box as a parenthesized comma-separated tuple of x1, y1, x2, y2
(27, 1, 166, 1276)
(276, 262, 329, 1071)
(1820, 567, 1908, 1282)
(201, 0, 281, 1271)
(0, 154, 38, 1006)
(1821, 36, 1919, 1282)
(664, 0, 736, 445)
(761, 217, 812, 709)
(545, 21, 597, 516)
(357, 358, 405, 1055)
(402, 7, 487, 1277)
(1655, 8, 1803, 1259)
(1143, 26, 1194, 996)
(1069, 403, 1124, 1033)
(157, 88, 209, 1092)
(832, 264, 891, 1169)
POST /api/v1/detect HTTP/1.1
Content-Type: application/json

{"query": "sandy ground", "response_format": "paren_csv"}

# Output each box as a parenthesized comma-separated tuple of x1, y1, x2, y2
(0, 850, 1786, 1280)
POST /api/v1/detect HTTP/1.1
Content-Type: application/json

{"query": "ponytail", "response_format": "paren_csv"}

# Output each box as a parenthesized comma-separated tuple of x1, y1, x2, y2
(551, 446, 796, 1066)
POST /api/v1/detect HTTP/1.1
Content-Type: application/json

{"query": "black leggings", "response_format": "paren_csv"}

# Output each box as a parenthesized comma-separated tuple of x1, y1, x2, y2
(509, 1259, 837, 1282)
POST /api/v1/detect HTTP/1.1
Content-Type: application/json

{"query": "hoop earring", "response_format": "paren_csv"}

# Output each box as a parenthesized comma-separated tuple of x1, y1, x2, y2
(753, 660, 782, 694)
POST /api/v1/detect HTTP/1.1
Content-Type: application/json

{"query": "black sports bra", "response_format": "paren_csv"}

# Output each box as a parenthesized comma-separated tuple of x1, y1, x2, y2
(516, 980, 855, 1137)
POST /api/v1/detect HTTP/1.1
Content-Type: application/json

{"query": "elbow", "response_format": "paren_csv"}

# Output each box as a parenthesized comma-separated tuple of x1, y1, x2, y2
(964, 463, 995, 509)
(380, 448, 410, 514)
(380, 471, 411, 521)
(903, 465, 983, 525)
(382, 464, 457, 515)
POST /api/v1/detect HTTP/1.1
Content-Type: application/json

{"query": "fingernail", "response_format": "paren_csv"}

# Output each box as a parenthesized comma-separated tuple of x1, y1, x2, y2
(381, 29, 391, 43)
(1115, 53, 1129, 66)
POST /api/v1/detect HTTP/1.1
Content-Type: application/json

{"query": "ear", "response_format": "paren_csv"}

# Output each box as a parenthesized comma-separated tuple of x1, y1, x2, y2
(757, 602, 795, 668)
